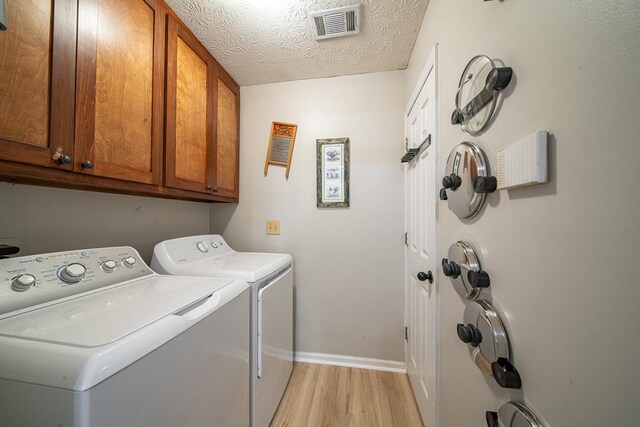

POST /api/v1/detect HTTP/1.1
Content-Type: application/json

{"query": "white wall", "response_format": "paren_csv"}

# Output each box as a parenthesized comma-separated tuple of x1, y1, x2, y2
(0, 183, 210, 262)
(406, 0, 640, 425)
(211, 71, 406, 362)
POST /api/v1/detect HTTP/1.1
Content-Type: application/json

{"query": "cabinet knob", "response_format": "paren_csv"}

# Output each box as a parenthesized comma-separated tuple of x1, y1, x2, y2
(457, 323, 482, 347)
(473, 176, 497, 194)
(491, 357, 522, 389)
(417, 271, 433, 284)
(468, 270, 491, 288)
(81, 160, 94, 169)
(442, 174, 462, 190)
(52, 151, 73, 165)
(205, 185, 218, 193)
(442, 258, 461, 279)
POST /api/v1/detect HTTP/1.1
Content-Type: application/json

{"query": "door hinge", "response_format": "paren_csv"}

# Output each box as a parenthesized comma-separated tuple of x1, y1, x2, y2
(404, 326, 409, 341)
(404, 232, 408, 246)
(404, 137, 409, 152)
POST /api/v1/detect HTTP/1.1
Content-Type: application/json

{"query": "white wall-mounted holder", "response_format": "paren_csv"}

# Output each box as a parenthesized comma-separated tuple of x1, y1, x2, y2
(496, 131, 548, 190)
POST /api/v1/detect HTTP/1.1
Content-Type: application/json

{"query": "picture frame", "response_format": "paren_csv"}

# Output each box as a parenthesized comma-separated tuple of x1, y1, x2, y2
(316, 138, 350, 208)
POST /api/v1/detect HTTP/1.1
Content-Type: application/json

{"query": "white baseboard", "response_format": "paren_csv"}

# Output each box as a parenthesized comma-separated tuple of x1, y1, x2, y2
(294, 351, 407, 373)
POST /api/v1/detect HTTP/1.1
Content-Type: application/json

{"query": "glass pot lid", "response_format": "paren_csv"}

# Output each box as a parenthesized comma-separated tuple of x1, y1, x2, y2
(451, 55, 513, 135)
(440, 142, 496, 219)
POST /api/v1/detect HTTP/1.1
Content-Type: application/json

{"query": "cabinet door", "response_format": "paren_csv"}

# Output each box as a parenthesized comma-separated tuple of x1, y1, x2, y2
(215, 66, 240, 199)
(75, 0, 165, 184)
(0, 0, 76, 169)
(164, 17, 216, 194)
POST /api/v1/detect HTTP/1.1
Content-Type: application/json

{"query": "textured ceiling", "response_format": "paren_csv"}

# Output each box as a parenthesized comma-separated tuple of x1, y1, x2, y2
(164, 0, 429, 86)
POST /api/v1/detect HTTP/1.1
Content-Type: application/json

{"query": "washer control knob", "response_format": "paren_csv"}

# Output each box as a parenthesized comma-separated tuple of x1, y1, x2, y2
(59, 263, 86, 283)
(102, 260, 117, 272)
(196, 241, 209, 253)
(210, 241, 218, 248)
(12, 274, 36, 292)
(122, 257, 136, 268)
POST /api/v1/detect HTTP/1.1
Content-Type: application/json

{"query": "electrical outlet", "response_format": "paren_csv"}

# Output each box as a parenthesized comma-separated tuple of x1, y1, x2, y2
(266, 220, 280, 235)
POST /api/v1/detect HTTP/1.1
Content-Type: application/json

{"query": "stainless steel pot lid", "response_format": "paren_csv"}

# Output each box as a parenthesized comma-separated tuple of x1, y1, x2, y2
(439, 142, 496, 219)
(458, 301, 509, 374)
(442, 241, 490, 300)
(486, 402, 546, 427)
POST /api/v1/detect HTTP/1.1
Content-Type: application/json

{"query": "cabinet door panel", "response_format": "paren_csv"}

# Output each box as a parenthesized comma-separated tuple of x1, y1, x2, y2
(0, 0, 76, 168)
(175, 37, 208, 184)
(165, 18, 215, 194)
(215, 70, 240, 199)
(75, 0, 164, 184)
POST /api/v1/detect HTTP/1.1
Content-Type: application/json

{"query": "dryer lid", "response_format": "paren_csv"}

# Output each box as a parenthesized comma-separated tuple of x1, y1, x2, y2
(0, 275, 234, 347)
(177, 252, 292, 283)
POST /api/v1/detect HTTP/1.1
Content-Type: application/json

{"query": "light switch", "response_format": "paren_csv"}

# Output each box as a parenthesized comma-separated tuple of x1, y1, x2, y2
(266, 220, 280, 235)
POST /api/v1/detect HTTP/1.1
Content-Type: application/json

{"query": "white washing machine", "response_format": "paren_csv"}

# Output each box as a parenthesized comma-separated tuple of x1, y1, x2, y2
(0, 246, 250, 427)
(151, 235, 293, 427)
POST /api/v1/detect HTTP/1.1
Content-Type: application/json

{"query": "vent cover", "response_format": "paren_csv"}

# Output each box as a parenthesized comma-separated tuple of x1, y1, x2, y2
(310, 5, 361, 40)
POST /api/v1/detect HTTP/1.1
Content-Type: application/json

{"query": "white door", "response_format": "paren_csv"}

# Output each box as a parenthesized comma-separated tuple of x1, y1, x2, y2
(405, 46, 438, 427)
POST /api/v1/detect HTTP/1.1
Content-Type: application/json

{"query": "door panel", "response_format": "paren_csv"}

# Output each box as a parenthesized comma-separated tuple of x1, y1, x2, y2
(165, 17, 215, 194)
(405, 47, 438, 427)
(0, 0, 76, 169)
(75, 0, 164, 184)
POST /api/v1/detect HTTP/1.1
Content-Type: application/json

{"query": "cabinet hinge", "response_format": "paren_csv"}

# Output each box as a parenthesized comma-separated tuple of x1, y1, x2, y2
(404, 232, 408, 246)
(404, 326, 409, 341)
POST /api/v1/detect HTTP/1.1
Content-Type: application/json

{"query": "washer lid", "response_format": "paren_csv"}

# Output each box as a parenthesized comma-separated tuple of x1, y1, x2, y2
(0, 276, 248, 391)
(0, 275, 234, 347)
(175, 252, 292, 283)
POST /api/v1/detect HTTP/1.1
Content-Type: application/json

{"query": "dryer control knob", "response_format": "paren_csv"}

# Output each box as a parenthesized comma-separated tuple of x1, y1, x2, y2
(12, 274, 36, 291)
(196, 241, 209, 253)
(59, 263, 86, 283)
(122, 257, 136, 268)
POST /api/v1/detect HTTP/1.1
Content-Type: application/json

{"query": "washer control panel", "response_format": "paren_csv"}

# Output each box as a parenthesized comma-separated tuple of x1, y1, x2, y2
(0, 247, 154, 317)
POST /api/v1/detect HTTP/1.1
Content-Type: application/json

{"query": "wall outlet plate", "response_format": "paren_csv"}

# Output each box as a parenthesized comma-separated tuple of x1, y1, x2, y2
(266, 220, 281, 235)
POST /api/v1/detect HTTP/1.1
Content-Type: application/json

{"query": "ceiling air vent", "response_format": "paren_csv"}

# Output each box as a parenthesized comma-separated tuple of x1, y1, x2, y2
(310, 5, 361, 41)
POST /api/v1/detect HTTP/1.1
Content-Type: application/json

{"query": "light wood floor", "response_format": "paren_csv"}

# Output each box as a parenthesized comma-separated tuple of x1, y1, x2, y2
(270, 363, 424, 427)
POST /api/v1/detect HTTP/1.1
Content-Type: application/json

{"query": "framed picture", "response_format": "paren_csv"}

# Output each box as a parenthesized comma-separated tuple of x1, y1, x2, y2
(317, 138, 350, 208)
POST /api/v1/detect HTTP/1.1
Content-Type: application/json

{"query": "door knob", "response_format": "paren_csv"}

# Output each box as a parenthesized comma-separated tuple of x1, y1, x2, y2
(417, 271, 433, 284)
(81, 160, 94, 169)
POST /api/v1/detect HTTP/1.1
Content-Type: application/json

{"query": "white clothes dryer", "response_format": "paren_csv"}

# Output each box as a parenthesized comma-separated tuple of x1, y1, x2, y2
(0, 246, 250, 427)
(152, 235, 293, 427)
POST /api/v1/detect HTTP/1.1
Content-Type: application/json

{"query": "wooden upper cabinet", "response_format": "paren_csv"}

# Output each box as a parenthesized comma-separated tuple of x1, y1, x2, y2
(164, 17, 216, 194)
(0, 0, 77, 170)
(215, 66, 240, 199)
(74, 0, 165, 184)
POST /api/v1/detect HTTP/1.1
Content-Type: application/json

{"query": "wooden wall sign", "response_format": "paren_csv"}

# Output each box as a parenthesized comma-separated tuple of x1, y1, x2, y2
(264, 122, 297, 178)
